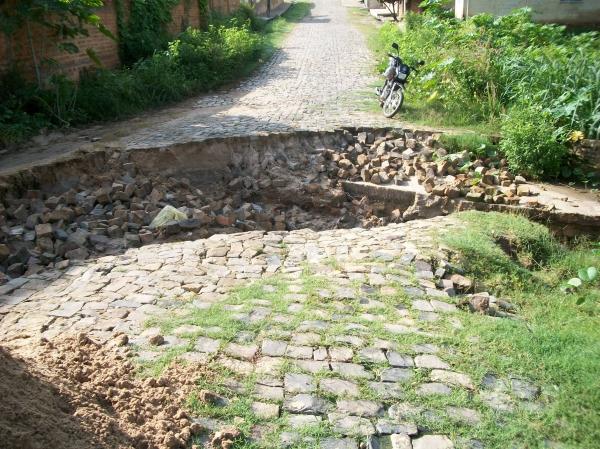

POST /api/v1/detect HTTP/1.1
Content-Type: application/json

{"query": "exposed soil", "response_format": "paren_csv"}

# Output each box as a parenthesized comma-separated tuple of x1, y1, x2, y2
(0, 334, 201, 449)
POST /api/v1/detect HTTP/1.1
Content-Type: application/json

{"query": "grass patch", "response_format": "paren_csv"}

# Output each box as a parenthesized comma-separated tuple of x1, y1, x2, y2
(438, 211, 600, 448)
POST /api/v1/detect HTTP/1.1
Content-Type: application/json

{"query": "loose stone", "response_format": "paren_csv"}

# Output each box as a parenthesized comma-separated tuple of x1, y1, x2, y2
(283, 394, 330, 415)
(417, 382, 452, 396)
(284, 373, 316, 393)
(336, 399, 384, 417)
(412, 435, 454, 449)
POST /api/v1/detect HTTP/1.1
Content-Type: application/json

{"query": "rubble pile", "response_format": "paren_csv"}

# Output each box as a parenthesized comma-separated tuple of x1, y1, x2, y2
(0, 144, 381, 283)
(0, 127, 547, 284)
(325, 130, 539, 206)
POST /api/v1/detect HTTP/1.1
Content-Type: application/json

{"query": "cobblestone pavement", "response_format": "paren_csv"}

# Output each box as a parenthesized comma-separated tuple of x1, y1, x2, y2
(0, 0, 390, 174)
(0, 216, 545, 448)
(123, 0, 388, 148)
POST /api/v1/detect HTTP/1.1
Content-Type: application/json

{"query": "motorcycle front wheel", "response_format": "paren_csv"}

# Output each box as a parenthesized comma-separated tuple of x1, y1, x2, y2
(382, 88, 404, 118)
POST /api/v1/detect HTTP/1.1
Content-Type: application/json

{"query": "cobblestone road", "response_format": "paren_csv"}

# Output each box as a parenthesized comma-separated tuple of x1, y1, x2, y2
(0, 0, 389, 174)
(0, 216, 545, 448)
(125, 0, 388, 148)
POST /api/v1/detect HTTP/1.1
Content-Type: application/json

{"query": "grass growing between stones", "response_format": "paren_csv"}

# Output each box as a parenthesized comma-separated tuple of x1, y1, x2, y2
(437, 211, 600, 448)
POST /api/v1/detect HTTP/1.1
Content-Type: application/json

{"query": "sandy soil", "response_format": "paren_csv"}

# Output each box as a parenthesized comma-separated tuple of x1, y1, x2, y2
(0, 334, 203, 449)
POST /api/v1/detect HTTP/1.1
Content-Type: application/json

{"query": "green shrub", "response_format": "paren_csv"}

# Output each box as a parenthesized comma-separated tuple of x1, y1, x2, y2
(373, 8, 600, 160)
(439, 133, 497, 157)
(500, 105, 568, 179)
(0, 2, 309, 147)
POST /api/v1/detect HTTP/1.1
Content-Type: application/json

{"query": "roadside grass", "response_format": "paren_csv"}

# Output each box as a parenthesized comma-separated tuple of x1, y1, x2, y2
(135, 212, 599, 448)
(346, 6, 498, 136)
(438, 211, 600, 448)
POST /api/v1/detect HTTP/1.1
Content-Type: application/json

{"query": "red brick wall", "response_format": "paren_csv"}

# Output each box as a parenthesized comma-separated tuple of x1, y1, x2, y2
(0, 0, 120, 82)
(0, 0, 221, 83)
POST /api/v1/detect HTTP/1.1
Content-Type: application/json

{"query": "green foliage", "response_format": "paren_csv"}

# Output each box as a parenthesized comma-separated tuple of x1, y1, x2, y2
(438, 132, 497, 157)
(442, 211, 562, 292)
(500, 105, 569, 178)
(0, 2, 309, 147)
(0, 0, 114, 86)
(373, 8, 600, 179)
(115, 0, 180, 65)
(442, 212, 600, 447)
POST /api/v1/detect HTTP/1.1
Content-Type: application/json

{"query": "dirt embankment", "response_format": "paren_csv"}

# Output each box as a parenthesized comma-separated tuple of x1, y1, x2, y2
(0, 334, 202, 449)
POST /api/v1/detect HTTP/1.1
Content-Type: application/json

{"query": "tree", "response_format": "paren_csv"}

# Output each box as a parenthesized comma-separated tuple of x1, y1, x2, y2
(381, 0, 402, 22)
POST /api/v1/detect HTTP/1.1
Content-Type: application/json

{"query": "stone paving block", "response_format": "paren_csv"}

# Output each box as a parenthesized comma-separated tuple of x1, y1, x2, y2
(446, 406, 481, 425)
(48, 301, 84, 318)
(336, 399, 384, 417)
(195, 336, 220, 353)
(380, 368, 413, 382)
(224, 342, 258, 360)
(412, 435, 454, 449)
(375, 419, 418, 435)
(255, 384, 284, 402)
(291, 332, 321, 346)
(261, 339, 288, 356)
(329, 346, 354, 362)
(417, 382, 452, 396)
(313, 347, 328, 360)
(430, 369, 474, 389)
(430, 299, 457, 313)
(251, 402, 280, 419)
(478, 390, 514, 412)
(414, 354, 450, 370)
(180, 351, 210, 365)
(388, 403, 424, 421)
(283, 394, 330, 415)
(359, 347, 387, 363)
(217, 356, 254, 375)
(386, 351, 414, 368)
(320, 378, 360, 398)
(287, 414, 322, 426)
(285, 373, 316, 393)
(286, 345, 313, 359)
(296, 359, 330, 374)
(328, 412, 376, 436)
(510, 378, 540, 400)
(412, 299, 434, 312)
(255, 356, 285, 374)
(368, 382, 404, 400)
(331, 362, 374, 380)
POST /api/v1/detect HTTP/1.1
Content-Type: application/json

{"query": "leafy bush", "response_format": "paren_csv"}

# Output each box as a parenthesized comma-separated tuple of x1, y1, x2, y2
(439, 133, 497, 157)
(374, 8, 599, 178)
(500, 105, 568, 178)
(0, 14, 265, 146)
(0, 2, 309, 147)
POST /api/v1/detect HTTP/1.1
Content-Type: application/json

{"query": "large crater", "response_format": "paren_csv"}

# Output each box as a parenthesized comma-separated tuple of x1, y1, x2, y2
(0, 127, 598, 283)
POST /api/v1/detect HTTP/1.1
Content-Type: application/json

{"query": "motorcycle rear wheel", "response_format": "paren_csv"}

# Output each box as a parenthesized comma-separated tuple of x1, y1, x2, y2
(382, 88, 404, 118)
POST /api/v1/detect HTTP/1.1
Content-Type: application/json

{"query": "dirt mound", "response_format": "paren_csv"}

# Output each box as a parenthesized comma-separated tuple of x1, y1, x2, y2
(0, 334, 202, 449)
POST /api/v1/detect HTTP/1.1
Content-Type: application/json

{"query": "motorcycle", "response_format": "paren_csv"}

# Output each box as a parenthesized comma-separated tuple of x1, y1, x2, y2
(376, 43, 424, 118)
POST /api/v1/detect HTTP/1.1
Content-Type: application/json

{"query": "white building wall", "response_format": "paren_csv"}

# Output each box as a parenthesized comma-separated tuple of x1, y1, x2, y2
(455, 0, 600, 25)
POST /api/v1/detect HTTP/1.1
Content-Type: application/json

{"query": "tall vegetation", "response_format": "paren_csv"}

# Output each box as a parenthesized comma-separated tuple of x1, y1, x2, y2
(375, 5, 600, 178)
(0, 2, 309, 147)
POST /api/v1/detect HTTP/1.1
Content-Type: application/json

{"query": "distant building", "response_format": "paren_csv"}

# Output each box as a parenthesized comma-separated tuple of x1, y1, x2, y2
(366, 0, 421, 19)
(454, 0, 600, 25)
